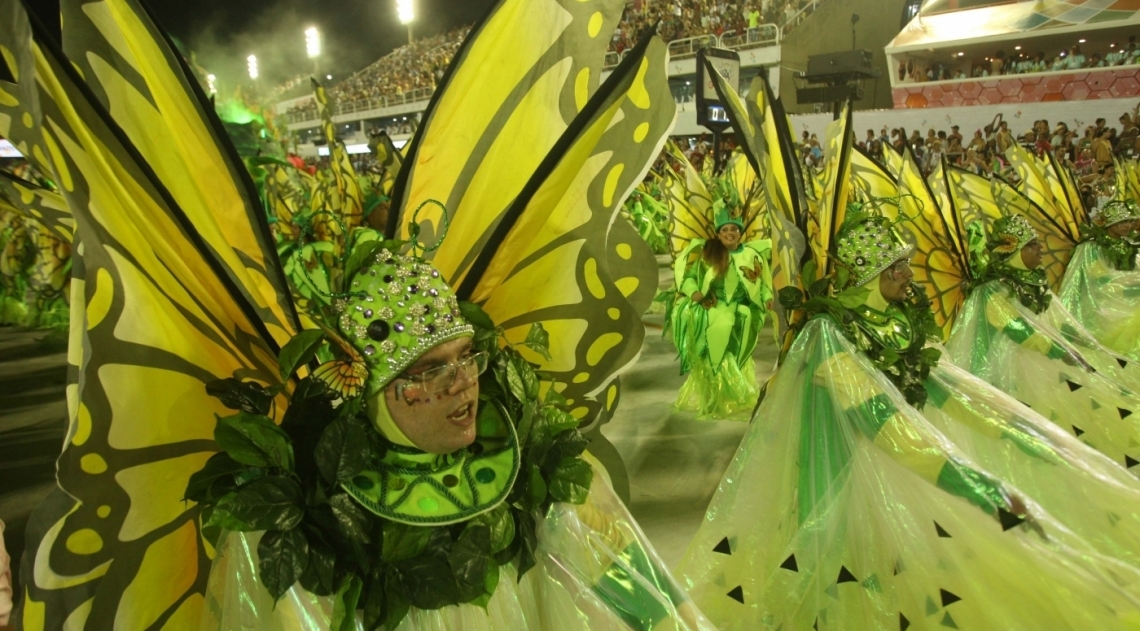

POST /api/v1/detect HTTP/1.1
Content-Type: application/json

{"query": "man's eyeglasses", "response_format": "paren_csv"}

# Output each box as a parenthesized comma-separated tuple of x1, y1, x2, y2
(395, 352, 488, 402)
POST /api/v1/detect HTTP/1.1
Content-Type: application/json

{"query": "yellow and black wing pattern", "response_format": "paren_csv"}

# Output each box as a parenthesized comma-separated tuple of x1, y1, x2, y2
(3, 2, 286, 629)
(893, 148, 970, 339)
(386, 0, 626, 286)
(57, 0, 300, 346)
(850, 146, 898, 203)
(945, 164, 1004, 230)
(312, 79, 365, 231)
(459, 34, 674, 429)
(815, 103, 854, 277)
(662, 140, 715, 255)
(368, 131, 405, 198)
(990, 173, 1077, 293)
(0, 171, 74, 243)
(881, 142, 905, 179)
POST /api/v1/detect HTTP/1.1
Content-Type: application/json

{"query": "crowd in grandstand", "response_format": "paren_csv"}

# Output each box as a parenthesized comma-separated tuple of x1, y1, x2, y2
(833, 109, 1140, 195)
(899, 36, 1140, 84)
(284, 26, 469, 121)
(282, 0, 817, 122)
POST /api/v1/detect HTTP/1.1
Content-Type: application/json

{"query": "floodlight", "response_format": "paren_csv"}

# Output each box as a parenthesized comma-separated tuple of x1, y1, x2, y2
(397, 0, 415, 25)
(305, 27, 321, 58)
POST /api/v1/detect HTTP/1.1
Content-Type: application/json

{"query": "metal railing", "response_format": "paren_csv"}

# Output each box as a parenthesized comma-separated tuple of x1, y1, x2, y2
(783, 0, 822, 33)
(602, 24, 781, 70)
(281, 86, 435, 125)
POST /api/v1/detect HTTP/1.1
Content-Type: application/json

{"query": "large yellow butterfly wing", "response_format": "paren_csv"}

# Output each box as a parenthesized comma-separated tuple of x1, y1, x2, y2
(462, 35, 673, 430)
(662, 141, 715, 255)
(4, 4, 287, 629)
(58, 0, 300, 346)
(891, 149, 970, 339)
(386, 0, 626, 286)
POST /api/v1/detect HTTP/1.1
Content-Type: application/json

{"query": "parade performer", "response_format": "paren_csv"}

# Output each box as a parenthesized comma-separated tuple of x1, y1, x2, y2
(1058, 200, 1140, 361)
(929, 164, 1140, 470)
(1, 0, 694, 628)
(663, 149, 773, 419)
(677, 99, 1140, 631)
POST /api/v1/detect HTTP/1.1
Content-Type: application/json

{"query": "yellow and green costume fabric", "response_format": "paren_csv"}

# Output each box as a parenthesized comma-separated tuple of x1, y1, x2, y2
(677, 307, 1140, 631)
(1058, 236, 1140, 362)
(670, 237, 772, 419)
(946, 244, 1140, 473)
(2, 0, 702, 627)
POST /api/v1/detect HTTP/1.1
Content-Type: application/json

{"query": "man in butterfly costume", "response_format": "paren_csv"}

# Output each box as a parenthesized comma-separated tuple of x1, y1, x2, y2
(0, 0, 711, 629)
(674, 97, 1140, 630)
(663, 152, 773, 419)
(1058, 200, 1140, 362)
(944, 212, 1140, 472)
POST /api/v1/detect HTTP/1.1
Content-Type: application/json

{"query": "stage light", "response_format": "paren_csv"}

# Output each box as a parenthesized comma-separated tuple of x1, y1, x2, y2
(1079, 39, 1086, 43)
(326, 74, 333, 80)
(206, 74, 217, 94)
(305, 27, 321, 58)
(397, 0, 415, 24)
(247, 55, 258, 80)
(1014, 45, 1021, 50)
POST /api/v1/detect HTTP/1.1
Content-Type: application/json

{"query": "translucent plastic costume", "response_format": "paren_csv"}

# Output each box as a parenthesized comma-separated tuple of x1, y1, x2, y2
(677, 101, 1140, 631)
(1059, 242, 1140, 360)
(2, 0, 702, 628)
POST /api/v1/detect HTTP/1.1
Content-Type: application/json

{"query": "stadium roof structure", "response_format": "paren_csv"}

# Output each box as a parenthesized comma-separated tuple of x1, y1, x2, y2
(887, 0, 1140, 53)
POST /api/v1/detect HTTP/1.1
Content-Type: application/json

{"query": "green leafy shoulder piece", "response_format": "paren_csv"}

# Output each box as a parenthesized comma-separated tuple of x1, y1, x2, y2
(1086, 224, 1139, 272)
(778, 263, 942, 409)
(186, 304, 593, 631)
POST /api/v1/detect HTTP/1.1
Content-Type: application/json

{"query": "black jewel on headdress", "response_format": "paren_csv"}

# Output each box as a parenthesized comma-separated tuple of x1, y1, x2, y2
(367, 320, 391, 341)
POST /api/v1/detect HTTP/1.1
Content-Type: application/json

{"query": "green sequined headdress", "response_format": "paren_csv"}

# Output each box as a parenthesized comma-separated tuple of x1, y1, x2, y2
(987, 215, 1037, 259)
(335, 246, 474, 394)
(1096, 200, 1134, 228)
(835, 203, 914, 287)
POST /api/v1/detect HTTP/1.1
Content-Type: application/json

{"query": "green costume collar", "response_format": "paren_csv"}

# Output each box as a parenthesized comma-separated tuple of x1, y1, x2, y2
(987, 261, 1052, 314)
(1087, 224, 1139, 272)
(345, 398, 521, 525)
(846, 285, 941, 409)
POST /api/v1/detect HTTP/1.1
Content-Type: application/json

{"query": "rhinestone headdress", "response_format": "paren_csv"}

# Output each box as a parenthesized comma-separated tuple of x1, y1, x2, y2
(1096, 200, 1134, 228)
(987, 215, 1038, 258)
(835, 205, 914, 287)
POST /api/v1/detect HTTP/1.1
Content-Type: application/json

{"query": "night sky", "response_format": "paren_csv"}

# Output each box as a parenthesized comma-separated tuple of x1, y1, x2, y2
(23, 0, 496, 90)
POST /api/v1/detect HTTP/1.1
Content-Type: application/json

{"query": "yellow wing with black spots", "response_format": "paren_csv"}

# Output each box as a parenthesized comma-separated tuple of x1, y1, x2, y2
(57, 0, 300, 346)
(3, 4, 290, 630)
(460, 35, 673, 429)
(990, 173, 1077, 293)
(0, 170, 73, 242)
(850, 146, 897, 202)
(386, 0, 626, 289)
(312, 79, 365, 231)
(815, 103, 854, 276)
(881, 142, 905, 179)
(890, 148, 970, 339)
(662, 140, 715, 255)
(945, 164, 1004, 231)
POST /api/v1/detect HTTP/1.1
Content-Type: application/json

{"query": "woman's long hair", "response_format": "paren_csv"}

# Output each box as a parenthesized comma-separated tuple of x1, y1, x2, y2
(701, 236, 729, 278)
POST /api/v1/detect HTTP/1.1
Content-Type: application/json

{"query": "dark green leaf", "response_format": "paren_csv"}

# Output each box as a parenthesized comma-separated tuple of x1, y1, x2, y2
(210, 477, 305, 532)
(329, 493, 373, 545)
(258, 528, 309, 600)
(778, 286, 804, 310)
(505, 358, 526, 403)
(331, 575, 363, 631)
(449, 526, 492, 602)
(315, 418, 371, 485)
(527, 464, 547, 507)
(543, 387, 567, 407)
(513, 511, 538, 580)
(298, 533, 338, 597)
(399, 554, 459, 609)
(381, 520, 432, 562)
(835, 264, 851, 289)
(382, 573, 411, 631)
(802, 259, 818, 286)
(214, 413, 294, 471)
(184, 452, 244, 503)
(206, 378, 275, 415)
(473, 505, 515, 554)
(470, 559, 500, 609)
(809, 277, 832, 297)
(548, 458, 593, 504)
(512, 355, 540, 400)
(458, 301, 496, 331)
(279, 329, 327, 382)
(522, 323, 552, 361)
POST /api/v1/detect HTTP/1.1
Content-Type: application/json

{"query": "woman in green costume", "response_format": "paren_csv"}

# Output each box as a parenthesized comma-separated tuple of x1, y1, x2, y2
(666, 171, 773, 420)
(1059, 200, 1140, 361)
(945, 214, 1140, 471)
(677, 207, 1140, 631)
